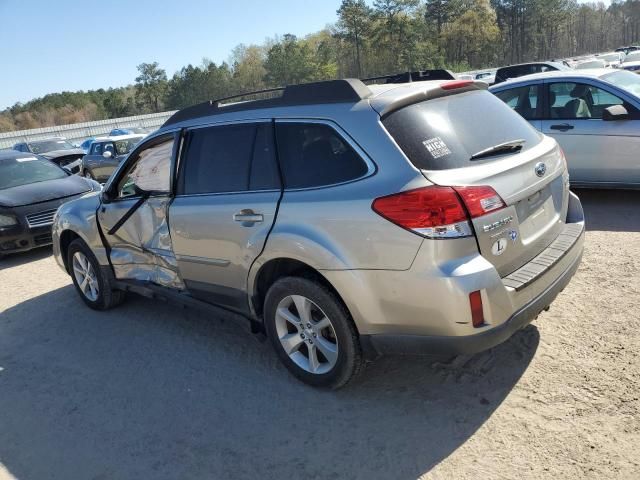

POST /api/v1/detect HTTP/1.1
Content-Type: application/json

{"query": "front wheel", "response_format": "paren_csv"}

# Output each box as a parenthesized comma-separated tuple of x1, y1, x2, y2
(67, 239, 125, 310)
(264, 277, 363, 389)
(83, 169, 94, 180)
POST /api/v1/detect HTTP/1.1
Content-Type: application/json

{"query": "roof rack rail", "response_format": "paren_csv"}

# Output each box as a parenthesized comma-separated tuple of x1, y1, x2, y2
(161, 70, 456, 128)
(362, 69, 456, 84)
(162, 79, 372, 128)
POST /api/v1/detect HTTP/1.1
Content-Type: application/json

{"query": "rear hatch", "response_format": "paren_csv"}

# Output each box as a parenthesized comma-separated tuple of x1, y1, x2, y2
(380, 87, 569, 277)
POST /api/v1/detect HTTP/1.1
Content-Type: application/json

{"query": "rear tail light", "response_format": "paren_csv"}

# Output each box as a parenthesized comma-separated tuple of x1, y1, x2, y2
(372, 185, 505, 239)
(469, 290, 485, 327)
(453, 186, 505, 218)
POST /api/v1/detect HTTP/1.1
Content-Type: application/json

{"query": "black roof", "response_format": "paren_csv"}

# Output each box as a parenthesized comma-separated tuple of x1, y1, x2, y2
(162, 79, 373, 128)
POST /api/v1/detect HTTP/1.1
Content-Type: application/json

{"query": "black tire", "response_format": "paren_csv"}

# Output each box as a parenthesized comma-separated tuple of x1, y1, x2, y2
(67, 238, 125, 310)
(264, 276, 363, 389)
(82, 169, 95, 180)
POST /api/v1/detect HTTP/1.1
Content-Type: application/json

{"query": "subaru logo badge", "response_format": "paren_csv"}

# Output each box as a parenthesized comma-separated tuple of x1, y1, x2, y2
(535, 162, 547, 177)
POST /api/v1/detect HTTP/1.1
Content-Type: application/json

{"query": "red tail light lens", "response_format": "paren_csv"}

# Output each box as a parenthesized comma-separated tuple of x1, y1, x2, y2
(453, 186, 505, 218)
(469, 290, 485, 328)
(372, 186, 471, 238)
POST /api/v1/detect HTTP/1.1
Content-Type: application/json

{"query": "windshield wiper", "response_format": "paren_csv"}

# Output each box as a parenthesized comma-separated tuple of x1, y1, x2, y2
(470, 139, 526, 161)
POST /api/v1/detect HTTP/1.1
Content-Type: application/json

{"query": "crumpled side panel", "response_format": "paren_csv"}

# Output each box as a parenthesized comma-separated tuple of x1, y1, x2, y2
(109, 197, 184, 289)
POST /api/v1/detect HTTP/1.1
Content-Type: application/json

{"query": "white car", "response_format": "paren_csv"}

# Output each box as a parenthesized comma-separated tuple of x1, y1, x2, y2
(620, 51, 640, 72)
(575, 59, 607, 70)
(596, 52, 625, 68)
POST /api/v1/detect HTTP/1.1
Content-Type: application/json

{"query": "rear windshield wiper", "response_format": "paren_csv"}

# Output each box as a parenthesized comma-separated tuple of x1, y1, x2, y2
(470, 139, 526, 161)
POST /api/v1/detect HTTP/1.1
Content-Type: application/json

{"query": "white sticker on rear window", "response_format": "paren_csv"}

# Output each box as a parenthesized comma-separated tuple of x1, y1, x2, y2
(422, 137, 451, 159)
(16, 157, 38, 162)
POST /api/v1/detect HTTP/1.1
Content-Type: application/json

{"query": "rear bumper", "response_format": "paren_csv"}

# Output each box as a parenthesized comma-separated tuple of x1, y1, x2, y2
(323, 191, 585, 356)
(365, 241, 582, 356)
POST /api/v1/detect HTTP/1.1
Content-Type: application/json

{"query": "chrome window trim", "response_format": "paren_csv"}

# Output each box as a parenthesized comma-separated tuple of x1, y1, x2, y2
(274, 118, 377, 192)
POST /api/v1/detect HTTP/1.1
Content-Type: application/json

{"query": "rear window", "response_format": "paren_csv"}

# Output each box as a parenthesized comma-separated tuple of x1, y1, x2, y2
(382, 90, 542, 170)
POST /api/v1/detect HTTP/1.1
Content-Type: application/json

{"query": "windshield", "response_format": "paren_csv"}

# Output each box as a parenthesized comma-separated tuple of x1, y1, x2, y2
(114, 137, 143, 155)
(0, 157, 67, 190)
(29, 139, 75, 154)
(382, 90, 542, 170)
(603, 70, 640, 97)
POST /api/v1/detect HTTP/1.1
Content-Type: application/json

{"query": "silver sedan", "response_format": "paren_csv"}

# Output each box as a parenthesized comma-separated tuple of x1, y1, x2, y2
(490, 69, 640, 188)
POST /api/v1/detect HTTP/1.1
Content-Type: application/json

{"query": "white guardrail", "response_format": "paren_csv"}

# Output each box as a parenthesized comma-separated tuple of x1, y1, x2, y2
(0, 111, 176, 150)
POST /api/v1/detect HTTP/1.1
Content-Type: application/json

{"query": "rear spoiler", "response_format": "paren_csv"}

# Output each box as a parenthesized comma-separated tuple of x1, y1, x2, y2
(371, 80, 488, 119)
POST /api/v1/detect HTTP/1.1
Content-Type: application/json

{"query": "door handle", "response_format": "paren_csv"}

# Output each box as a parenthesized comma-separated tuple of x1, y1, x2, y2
(550, 123, 574, 131)
(233, 209, 263, 224)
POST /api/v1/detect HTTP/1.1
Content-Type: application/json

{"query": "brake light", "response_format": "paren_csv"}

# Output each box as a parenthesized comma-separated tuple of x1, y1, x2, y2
(469, 290, 485, 328)
(372, 186, 472, 238)
(441, 80, 474, 90)
(453, 186, 505, 218)
(372, 185, 505, 239)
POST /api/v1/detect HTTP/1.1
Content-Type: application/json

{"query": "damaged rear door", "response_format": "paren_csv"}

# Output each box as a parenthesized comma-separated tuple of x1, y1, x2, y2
(98, 133, 185, 289)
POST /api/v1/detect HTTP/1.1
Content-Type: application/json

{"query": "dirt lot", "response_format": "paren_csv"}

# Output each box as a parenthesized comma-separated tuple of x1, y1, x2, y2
(0, 189, 638, 480)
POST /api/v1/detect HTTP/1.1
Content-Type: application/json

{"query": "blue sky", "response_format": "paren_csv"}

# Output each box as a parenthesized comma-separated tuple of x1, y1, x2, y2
(0, 0, 343, 109)
(0, 0, 609, 109)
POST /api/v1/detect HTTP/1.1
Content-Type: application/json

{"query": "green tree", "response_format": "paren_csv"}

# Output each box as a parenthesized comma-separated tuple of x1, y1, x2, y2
(336, 0, 373, 76)
(134, 62, 168, 113)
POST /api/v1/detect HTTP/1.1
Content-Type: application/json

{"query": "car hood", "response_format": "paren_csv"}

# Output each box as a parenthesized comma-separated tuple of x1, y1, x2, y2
(0, 175, 93, 207)
(39, 148, 85, 159)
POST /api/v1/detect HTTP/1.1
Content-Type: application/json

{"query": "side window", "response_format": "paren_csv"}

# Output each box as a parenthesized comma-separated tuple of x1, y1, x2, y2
(275, 123, 368, 189)
(549, 82, 625, 120)
(494, 85, 539, 120)
(90, 143, 103, 155)
(116, 137, 174, 198)
(180, 123, 280, 195)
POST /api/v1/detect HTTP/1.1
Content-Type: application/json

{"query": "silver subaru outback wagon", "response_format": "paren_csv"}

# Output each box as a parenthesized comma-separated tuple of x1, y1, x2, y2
(52, 77, 585, 388)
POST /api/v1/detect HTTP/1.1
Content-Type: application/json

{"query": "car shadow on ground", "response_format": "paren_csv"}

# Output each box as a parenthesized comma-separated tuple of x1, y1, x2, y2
(0, 285, 539, 480)
(0, 246, 52, 270)
(575, 188, 640, 232)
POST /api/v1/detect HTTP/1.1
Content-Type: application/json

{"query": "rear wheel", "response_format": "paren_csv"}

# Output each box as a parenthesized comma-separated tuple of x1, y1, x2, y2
(67, 239, 125, 310)
(264, 277, 362, 389)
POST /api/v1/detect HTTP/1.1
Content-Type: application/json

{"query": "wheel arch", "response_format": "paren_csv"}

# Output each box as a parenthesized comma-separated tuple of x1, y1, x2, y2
(250, 257, 351, 326)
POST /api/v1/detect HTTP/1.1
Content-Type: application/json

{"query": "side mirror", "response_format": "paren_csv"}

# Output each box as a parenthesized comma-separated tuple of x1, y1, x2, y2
(603, 105, 630, 121)
(103, 150, 113, 159)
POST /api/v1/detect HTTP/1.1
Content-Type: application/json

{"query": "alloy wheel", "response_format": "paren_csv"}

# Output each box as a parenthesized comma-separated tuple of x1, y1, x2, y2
(274, 295, 339, 374)
(72, 251, 99, 301)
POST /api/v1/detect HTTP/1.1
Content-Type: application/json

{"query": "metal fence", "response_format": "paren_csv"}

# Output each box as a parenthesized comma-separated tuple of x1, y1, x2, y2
(0, 111, 176, 149)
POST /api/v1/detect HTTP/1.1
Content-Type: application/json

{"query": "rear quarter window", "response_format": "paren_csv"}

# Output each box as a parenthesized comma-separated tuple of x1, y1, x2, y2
(382, 90, 542, 170)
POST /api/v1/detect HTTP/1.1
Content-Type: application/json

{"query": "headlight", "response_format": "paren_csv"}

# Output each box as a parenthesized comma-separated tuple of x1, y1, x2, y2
(0, 214, 18, 227)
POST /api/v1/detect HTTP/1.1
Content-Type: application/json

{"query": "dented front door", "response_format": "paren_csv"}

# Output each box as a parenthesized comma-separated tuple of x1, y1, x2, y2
(98, 133, 184, 289)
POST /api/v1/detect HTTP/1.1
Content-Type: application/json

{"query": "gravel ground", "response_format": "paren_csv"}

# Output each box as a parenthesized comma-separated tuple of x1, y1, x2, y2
(0, 189, 638, 480)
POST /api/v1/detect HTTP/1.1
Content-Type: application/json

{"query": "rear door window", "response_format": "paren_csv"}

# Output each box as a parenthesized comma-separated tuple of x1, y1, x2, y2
(494, 84, 540, 120)
(382, 90, 542, 170)
(179, 123, 280, 195)
(275, 123, 368, 189)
